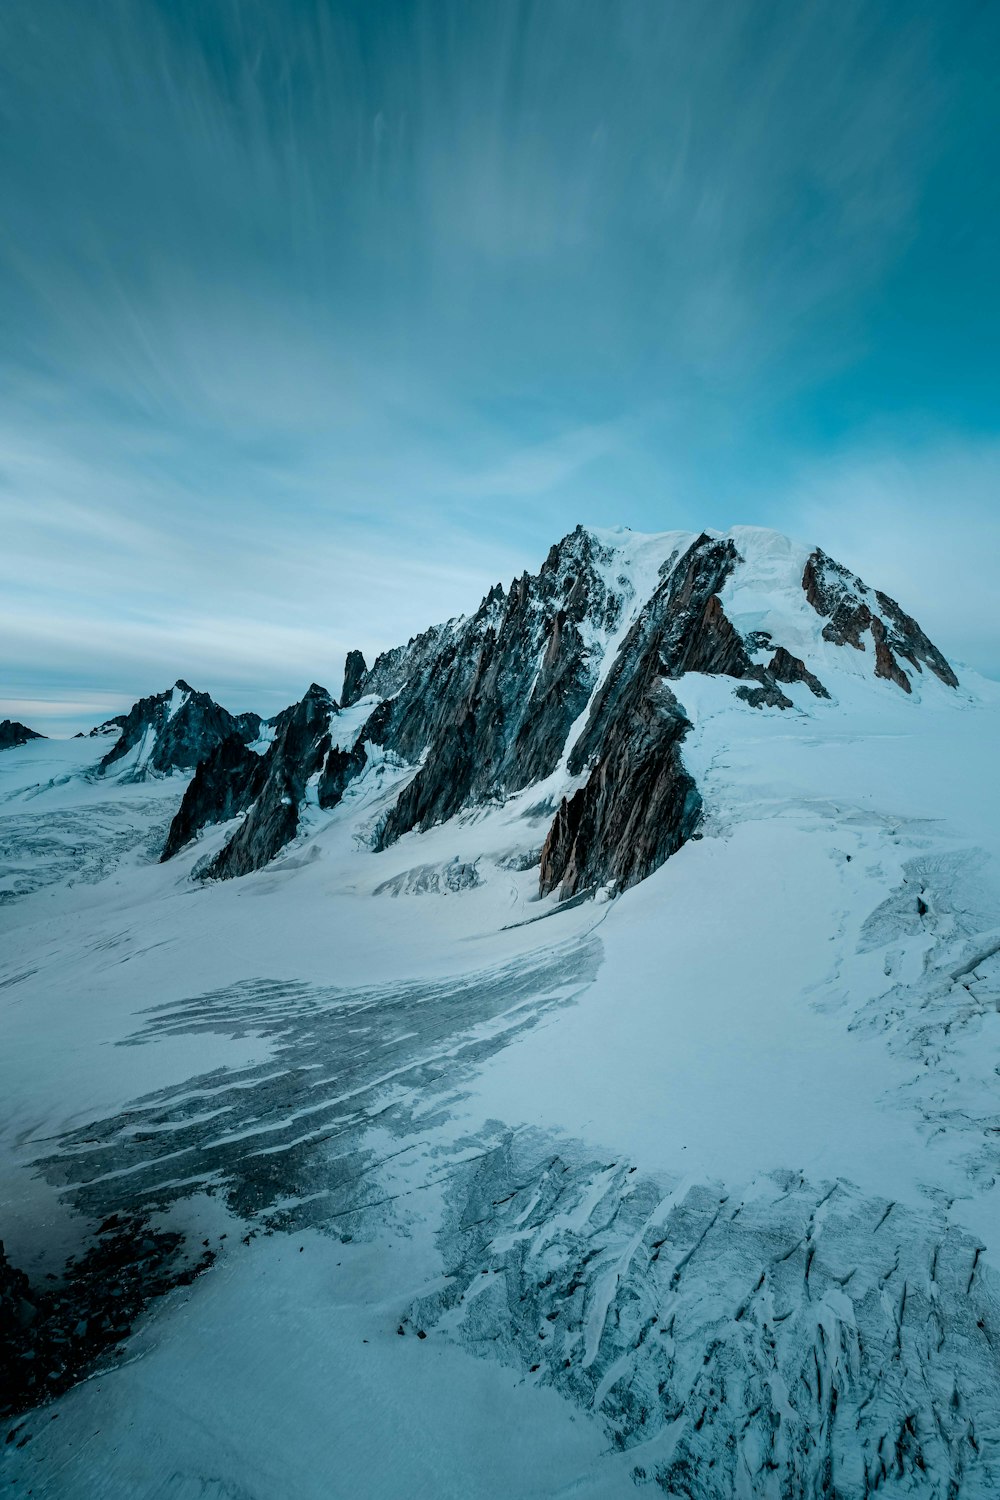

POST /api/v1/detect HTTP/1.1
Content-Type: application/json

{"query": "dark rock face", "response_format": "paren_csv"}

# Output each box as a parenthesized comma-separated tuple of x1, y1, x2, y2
(99, 681, 260, 778)
(317, 741, 368, 811)
(355, 622, 454, 703)
(539, 681, 700, 899)
(316, 699, 395, 815)
(537, 543, 724, 899)
(86, 714, 127, 738)
(162, 684, 383, 878)
(160, 734, 269, 862)
(340, 650, 368, 708)
(375, 527, 626, 848)
(568, 534, 795, 780)
(232, 711, 263, 742)
(766, 645, 830, 699)
(802, 549, 958, 691)
(569, 537, 717, 772)
(0, 721, 43, 751)
(202, 684, 337, 880)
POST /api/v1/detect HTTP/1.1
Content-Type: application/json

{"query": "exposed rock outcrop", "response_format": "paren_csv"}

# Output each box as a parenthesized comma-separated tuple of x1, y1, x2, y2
(354, 622, 454, 704)
(766, 644, 830, 699)
(86, 715, 127, 738)
(161, 685, 385, 877)
(340, 650, 368, 708)
(232, 711, 264, 742)
(375, 527, 628, 847)
(539, 681, 699, 899)
(317, 740, 368, 811)
(0, 721, 43, 751)
(802, 549, 958, 691)
(100, 681, 261, 778)
(202, 684, 337, 880)
(160, 734, 269, 862)
(536, 545, 718, 901)
(567, 535, 787, 776)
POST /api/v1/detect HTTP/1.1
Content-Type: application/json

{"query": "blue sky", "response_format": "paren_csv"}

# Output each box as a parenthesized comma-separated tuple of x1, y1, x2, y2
(3, 0, 999, 733)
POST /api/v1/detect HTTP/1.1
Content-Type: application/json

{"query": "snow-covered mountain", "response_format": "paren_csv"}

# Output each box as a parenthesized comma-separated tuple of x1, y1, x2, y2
(96, 678, 263, 780)
(162, 525, 963, 896)
(2, 525, 999, 1499)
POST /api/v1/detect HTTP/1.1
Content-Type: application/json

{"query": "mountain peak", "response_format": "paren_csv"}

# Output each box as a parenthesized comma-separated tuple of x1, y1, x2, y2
(99, 682, 261, 780)
(160, 522, 961, 898)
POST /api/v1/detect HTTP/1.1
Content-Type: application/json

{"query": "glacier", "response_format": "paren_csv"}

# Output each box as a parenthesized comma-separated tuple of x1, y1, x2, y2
(2, 525, 1000, 1498)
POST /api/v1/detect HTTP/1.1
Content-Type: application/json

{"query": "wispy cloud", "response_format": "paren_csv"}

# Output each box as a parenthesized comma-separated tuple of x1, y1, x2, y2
(1, 0, 998, 730)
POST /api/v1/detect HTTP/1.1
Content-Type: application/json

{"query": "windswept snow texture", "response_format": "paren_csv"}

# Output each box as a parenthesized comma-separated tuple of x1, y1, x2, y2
(1, 525, 999, 1500)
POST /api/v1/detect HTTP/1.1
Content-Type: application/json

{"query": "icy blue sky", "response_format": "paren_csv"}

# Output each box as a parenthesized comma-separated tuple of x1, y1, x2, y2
(3, 0, 1000, 732)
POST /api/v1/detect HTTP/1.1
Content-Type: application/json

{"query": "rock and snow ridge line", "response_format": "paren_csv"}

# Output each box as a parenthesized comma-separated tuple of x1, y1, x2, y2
(0, 721, 44, 752)
(96, 679, 263, 782)
(158, 524, 962, 897)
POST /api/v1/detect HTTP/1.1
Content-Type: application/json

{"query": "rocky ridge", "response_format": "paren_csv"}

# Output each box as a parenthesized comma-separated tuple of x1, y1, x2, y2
(82, 715, 128, 739)
(0, 722, 43, 752)
(802, 547, 959, 693)
(202, 684, 338, 880)
(160, 526, 959, 898)
(160, 679, 390, 876)
(99, 681, 262, 780)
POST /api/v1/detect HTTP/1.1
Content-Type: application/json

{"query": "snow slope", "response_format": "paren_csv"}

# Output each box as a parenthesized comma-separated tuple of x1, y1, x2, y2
(2, 528, 1000, 1497)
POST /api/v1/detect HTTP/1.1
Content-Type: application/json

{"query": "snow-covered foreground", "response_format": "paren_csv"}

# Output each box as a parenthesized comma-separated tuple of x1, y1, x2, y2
(3, 662, 1000, 1495)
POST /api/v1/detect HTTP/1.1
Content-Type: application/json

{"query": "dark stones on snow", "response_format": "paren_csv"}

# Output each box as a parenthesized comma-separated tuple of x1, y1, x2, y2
(1, 1223, 213, 1421)
(0, 722, 43, 751)
(802, 548, 958, 692)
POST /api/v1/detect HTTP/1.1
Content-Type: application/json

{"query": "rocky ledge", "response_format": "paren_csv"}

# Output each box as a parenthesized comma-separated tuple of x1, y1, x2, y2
(0, 721, 44, 752)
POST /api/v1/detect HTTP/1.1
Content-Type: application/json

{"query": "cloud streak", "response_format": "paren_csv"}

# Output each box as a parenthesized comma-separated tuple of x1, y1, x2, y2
(1, 0, 998, 730)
